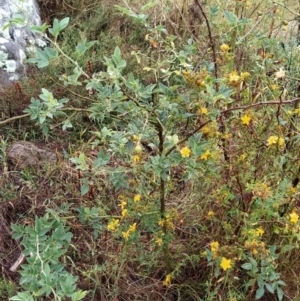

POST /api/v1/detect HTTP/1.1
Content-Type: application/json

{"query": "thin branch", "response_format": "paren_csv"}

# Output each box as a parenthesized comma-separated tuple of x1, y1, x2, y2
(221, 98, 299, 114)
(0, 107, 89, 125)
(0, 113, 30, 125)
(272, 1, 300, 16)
(194, 0, 218, 82)
(165, 97, 300, 156)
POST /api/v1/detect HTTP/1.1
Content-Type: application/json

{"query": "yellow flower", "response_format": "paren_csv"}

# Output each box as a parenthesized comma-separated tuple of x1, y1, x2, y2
(256, 226, 264, 236)
(158, 219, 164, 227)
(228, 71, 241, 85)
(267, 136, 277, 145)
(278, 137, 284, 146)
(220, 43, 230, 52)
(128, 222, 137, 233)
(122, 209, 128, 217)
(245, 1, 251, 9)
(163, 274, 172, 287)
(271, 84, 279, 91)
(267, 136, 284, 146)
(122, 230, 130, 240)
(201, 150, 211, 160)
(134, 194, 141, 202)
(241, 114, 251, 125)
(220, 257, 232, 271)
(207, 210, 215, 218)
(107, 219, 120, 231)
(289, 212, 299, 224)
(210, 241, 219, 258)
(118, 201, 127, 210)
(240, 72, 250, 80)
(132, 155, 141, 163)
(200, 107, 208, 115)
(180, 146, 191, 158)
(156, 237, 163, 246)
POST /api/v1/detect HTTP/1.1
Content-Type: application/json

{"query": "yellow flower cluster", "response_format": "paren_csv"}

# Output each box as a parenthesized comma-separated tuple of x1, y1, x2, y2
(243, 226, 266, 255)
(208, 241, 233, 271)
(244, 239, 266, 256)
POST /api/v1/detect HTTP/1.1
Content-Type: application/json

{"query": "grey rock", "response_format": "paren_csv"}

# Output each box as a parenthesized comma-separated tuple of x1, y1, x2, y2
(0, 0, 46, 84)
(7, 141, 56, 169)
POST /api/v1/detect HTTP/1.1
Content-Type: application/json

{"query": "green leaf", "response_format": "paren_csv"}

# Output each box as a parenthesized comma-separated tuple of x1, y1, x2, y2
(10, 292, 35, 301)
(280, 244, 294, 253)
(265, 283, 274, 294)
(81, 183, 89, 196)
(241, 262, 252, 270)
(112, 46, 126, 69)
(277, 287, 284, 301)
(255, 286, 265, 299)
(93, 148, 110, 167)
(71, 290, 88, 301)
(75, 40, 97, 56)
(59, 17, 70, 30)
(49, 17, 69, 37)
(62, 119, 73, 130)
(30, 23, 49, 33)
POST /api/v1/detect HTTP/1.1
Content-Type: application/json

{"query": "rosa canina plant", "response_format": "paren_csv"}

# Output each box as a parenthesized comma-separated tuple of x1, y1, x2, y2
(8, 0, 300, 300)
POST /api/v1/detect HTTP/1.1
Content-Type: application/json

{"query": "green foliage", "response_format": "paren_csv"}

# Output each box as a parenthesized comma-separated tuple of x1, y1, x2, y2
(10, 215, 87, 301)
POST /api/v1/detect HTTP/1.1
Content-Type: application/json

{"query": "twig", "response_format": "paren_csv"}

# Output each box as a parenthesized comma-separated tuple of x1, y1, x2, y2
(0, 113, 30, 125)
(194, 0, 218, 83)
(9, 254, 25, 272)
